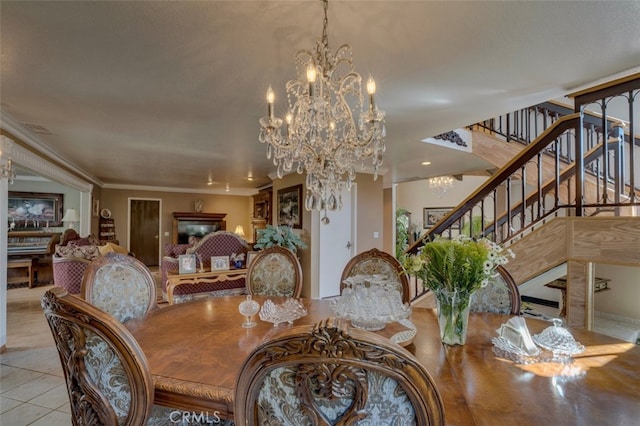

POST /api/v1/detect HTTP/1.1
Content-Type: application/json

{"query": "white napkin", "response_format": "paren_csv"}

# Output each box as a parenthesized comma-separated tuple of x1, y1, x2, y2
(495, 317, 540, 356)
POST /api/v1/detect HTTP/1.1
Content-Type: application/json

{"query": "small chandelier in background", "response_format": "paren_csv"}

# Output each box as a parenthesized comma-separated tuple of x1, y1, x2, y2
(1, 159, 16, 184)
(429, 176, 454, 196)
(259, 0, 386, 224)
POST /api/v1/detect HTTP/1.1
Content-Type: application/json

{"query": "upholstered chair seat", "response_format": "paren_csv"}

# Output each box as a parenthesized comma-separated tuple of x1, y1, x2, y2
(82, 252, 157, 323)
(246, 246, 302, 298)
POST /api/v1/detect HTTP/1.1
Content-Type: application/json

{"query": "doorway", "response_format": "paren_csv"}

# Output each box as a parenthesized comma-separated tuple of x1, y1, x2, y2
(129, 198, 161, 267)
(317, 185, 356, 298)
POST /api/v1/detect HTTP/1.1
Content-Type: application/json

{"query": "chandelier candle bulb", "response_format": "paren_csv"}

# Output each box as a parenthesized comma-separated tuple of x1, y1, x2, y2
(266, 86, 275, 118)
(367, 75, 377, 111)
(307, 64, 317, 96)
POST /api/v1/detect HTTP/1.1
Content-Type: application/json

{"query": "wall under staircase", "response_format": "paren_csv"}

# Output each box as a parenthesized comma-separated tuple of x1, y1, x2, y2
(505, 216, 640, 328)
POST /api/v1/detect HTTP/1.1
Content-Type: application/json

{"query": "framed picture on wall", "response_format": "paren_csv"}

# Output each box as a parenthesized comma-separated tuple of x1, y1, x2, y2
(92, 199, 100, 217)
(423, 207, 459, 229)
(8, 191, 64, 228)
(277, 184, 302, 228)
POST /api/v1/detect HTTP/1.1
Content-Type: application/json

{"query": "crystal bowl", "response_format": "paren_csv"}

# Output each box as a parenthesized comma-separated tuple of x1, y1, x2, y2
(329, 283, 411, 331)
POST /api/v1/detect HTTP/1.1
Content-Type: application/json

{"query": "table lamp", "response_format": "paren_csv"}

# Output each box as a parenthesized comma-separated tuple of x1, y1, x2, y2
(234, 225, 245, 237)
(61, 208, 79, 229)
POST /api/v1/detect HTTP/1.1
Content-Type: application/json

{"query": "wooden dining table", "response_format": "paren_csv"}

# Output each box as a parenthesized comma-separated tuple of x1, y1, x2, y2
(125, 296, 640, 425)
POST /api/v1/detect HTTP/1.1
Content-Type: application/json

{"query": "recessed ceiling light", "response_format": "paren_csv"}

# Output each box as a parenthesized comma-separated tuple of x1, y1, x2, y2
(421, 161, 431, 166)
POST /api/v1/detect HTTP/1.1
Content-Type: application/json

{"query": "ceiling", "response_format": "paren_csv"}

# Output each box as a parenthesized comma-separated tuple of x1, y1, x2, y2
(2, 1, 640, 195)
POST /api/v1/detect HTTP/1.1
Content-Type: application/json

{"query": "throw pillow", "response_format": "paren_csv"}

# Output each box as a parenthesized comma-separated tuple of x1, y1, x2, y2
(98, 242, 129, 256)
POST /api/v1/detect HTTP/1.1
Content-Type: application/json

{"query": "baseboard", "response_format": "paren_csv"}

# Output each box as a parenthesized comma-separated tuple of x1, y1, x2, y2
(522, 295, 559, 308)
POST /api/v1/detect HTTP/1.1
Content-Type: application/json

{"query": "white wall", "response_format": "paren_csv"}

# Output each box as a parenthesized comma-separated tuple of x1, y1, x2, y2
(396, 175, 489, 233)
(595, 263, 640, 319)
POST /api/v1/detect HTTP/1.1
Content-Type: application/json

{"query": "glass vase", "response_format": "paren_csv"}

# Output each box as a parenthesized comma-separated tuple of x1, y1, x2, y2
(434, 288, 473, 346)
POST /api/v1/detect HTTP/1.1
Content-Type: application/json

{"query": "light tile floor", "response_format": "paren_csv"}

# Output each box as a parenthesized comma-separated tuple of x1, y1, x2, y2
(2, 268, 165, 425)
(1, 284, 72, 426)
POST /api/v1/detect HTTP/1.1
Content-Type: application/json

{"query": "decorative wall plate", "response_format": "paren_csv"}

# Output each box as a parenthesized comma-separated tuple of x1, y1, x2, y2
(100, 208, 112, 219)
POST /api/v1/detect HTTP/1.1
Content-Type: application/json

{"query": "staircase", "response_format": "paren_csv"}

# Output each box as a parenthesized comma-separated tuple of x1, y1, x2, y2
(407, 73, 640, 329)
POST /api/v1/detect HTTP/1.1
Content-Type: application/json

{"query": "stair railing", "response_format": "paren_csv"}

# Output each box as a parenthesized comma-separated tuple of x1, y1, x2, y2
(407, 73, 639, 302)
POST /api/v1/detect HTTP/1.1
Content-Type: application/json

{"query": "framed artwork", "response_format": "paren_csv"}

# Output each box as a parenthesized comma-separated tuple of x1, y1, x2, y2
(178, 254, 197, 274)
(423, 207, 459, 229)
(277, 184, 302, 228)
(8, 192, 64, 228)
(92, 199, 100, 217)
(246, 251, 258, 268)
(211, 255, 230, 271)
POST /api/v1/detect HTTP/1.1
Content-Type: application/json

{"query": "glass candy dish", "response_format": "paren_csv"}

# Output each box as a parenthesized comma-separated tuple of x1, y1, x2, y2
(532, 318, 585, 363)
(330, 283, 411, 331)
(259, 298, 308, 327)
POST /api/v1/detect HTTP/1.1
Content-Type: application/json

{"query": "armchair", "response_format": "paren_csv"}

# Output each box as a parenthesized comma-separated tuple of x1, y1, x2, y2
(52, 256, 92, 295)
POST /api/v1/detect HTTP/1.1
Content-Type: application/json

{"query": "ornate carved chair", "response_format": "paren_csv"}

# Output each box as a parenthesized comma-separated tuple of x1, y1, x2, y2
(470, 265, 521, 315)
(246, 246, 303, 298)
(81, 252, 157, 323)
(41, 287, 186, 425)
(340, 248, 410, 304)
(235, 318, 445, 425)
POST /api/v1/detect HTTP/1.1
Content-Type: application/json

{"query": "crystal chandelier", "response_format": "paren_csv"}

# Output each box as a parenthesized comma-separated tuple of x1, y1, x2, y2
(259, 0, 386, 224)
(429, 176, 454, 196)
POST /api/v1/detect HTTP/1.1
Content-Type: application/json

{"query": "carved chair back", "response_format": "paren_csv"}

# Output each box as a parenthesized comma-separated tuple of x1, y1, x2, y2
(81, 252, 157, 323)
(41, 287, 154, 425)
(235, 318, 445, 425)
(246, 246, 302, 298)
(340, 248, 410, 304)
(470, 265, 521, 315)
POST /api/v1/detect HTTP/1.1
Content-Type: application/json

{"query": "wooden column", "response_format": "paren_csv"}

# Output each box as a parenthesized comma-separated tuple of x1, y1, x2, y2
(566, 260, 596, 329)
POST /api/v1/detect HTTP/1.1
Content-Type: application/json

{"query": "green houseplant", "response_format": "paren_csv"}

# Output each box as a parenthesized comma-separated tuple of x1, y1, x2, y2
(404, 235, 514, 345)
(254, 224, 307, 253)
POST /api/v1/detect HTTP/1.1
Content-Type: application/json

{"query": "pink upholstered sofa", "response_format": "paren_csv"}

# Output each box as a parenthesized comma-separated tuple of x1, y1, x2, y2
(161, 231, 250, 302)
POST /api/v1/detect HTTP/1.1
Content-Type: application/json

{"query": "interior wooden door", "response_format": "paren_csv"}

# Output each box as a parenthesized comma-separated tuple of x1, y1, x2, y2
(129, 199, 160, 266)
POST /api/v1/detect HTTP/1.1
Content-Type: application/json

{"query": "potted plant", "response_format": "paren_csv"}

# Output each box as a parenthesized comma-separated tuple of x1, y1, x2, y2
(404, 235, 514, 345)
(254, 224, 307, 253)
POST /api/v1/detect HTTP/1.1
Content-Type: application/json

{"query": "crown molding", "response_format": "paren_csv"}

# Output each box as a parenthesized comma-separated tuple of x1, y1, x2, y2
(1, 136, 93, 192)
(1, 112, 103, 188)
(101, 182, 259, 197)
